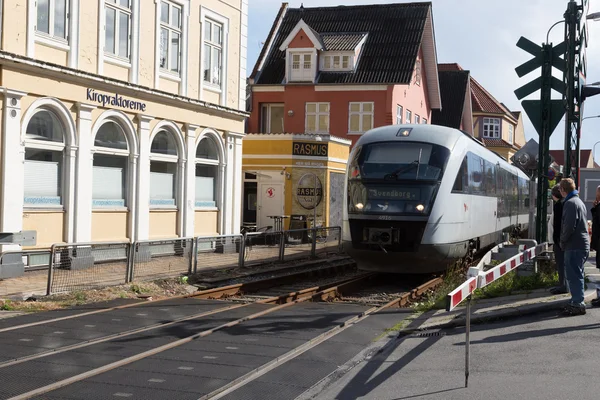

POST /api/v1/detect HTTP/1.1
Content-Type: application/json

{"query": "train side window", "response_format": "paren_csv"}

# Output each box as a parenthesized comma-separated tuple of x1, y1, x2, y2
(452, 156, 468, 193)
(485, 161, 495, 196)
(468, 153, 483, 194)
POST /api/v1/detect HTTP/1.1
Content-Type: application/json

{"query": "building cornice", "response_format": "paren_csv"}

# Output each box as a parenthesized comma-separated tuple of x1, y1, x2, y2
(0, 50, 249, 120)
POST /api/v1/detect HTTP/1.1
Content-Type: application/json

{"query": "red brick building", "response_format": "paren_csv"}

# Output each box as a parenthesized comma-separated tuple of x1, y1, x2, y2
(246, 2, 442, 146)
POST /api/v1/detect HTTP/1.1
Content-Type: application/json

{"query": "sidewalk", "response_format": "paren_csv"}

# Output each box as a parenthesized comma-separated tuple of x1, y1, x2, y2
(302, 259, 600, 400)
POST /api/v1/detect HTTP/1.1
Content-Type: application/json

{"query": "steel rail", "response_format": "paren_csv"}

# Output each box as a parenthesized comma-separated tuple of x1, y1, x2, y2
(202, 276, 445, 400)
(0, 258, 355, 333)
(6, 274, 373, 400)
(0, 271, 368, 370)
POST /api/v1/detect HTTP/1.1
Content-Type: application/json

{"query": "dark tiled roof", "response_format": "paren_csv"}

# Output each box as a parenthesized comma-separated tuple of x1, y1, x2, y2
(321, 33, 367, 51)
(254, 2, 431, 85)
(549, 149, 593, 168)
(470, 77, 516, 120)
(482, 138, 516, 148)
(431, 70, 469, 129)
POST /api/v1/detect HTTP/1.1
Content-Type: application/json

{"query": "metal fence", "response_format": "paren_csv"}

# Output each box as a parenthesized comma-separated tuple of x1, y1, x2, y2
(47, 241, 130, 295)
(194, 234, 243, 273)
(11, 226, 343, 296)
(132, 237, 194, 282)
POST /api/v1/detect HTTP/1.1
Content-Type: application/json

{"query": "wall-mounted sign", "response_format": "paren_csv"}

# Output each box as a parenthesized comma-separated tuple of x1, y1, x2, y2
(266, 187, 275, 198)
(296, 173, 323, 210)
(292, 141, 328, 157)
(87, 88, 147, 112)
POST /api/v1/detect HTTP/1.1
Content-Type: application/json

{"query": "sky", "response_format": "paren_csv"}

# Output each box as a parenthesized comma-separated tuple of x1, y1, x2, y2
(246, 0, 600, 160)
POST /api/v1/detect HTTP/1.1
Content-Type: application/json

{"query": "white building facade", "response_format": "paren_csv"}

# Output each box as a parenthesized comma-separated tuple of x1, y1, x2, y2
(0, 0, 248, 254)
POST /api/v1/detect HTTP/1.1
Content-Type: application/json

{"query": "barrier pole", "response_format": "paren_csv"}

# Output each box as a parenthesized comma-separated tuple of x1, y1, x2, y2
(465, 294, 471, 388)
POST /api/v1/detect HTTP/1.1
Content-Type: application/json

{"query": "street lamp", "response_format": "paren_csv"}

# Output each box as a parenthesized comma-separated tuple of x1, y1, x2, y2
(587, 12, 600, 20)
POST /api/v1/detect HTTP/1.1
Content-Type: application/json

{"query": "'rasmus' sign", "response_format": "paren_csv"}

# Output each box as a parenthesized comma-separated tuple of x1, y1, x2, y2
(86, 89, 147, 112)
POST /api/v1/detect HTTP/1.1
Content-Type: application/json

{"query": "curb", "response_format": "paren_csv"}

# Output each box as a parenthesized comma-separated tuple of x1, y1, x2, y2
(396, 290, 597, 337)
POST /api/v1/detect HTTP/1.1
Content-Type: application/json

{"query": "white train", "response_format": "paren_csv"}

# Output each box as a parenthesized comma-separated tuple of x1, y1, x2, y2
(342, 124, 530, 274)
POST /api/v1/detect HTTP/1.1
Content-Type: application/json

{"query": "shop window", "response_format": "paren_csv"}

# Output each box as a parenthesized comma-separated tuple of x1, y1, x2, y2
(260, 104, 284, 133)
(195, 136, 220, 208)
(93, 121, 129, 208)
(150, 130, 179, 207)
(24, 109, 66, 207)
(159, 0, 182, 74)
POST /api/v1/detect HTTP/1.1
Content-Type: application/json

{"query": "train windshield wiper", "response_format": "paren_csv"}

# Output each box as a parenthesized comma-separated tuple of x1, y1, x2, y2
(384, 160, 419, 180)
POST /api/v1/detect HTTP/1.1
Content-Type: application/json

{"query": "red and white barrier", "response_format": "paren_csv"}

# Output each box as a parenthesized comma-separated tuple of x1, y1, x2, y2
(478, 244, 545, 289)
(445, 243, 547, 312)
(446, 277, 478, 312)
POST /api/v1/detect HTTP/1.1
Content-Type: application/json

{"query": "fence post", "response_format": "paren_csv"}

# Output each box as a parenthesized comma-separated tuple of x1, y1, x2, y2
(337, 227, 342, 253)
(238, 233, 246, 268)
(279, 231, 286, 262)
(311, 228, 317, 258)
(46, 245, 57, 296)
(126, 242, 135, 283)
(192, 237, 200, 274)
(187, 238, 194, 275)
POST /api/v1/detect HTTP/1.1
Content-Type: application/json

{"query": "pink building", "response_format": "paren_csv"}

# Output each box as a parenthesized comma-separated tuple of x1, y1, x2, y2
(247, 2, 442, 146)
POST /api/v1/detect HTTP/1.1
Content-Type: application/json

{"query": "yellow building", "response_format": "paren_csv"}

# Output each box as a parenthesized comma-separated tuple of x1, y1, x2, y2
(241, 134, 351, 231)
(0, 0, 248, 260)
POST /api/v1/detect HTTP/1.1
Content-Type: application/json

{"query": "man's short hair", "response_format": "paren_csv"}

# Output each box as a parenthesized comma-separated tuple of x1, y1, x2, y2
(551, 185, 562, 199)
(559, 178, 576, 193)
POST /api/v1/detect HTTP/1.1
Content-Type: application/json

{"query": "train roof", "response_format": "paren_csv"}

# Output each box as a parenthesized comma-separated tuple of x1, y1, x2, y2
(354, 124, 528, 179)
(354, 124, 471, 149)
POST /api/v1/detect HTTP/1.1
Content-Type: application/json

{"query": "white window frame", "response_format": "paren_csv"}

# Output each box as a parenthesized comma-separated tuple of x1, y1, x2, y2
(422, 117, 427, 124)
(508, 124, 514, 144)
(396, 105, 403, 124)
(406, 109, 412, 124)
(286, 48, 317, 83)
(261, 103, 285, 133)
(92, 123, 130, 210)
(483, 117, 501, 138)
(415, 114, 420, 124)
(149, 131, 180, 209)
(28, 0, 79, 67)
(24, 132, 66, 210)
(305, 102, 330, 134)
(103, 0, 132, 63)
(348, 102, 374, 135)
(158, 1, 183, 77)
(200, 7, 229, 104)
(195, 138, 221, 210)
(320, 52, 354, 71)
(35, 0, 70, 43)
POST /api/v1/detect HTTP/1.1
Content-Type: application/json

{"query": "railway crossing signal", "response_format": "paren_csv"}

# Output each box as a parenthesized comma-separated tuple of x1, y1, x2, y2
(515, 37, 566, 244)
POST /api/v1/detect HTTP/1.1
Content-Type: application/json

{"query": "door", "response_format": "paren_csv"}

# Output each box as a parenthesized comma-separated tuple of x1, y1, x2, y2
(258, 183, 284, 229)
(329, 172, 344, 228)
(242, 182, 257, 225)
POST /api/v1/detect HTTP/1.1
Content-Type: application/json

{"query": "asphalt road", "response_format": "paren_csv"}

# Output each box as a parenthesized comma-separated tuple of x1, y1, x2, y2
(310, 307, 600, 400)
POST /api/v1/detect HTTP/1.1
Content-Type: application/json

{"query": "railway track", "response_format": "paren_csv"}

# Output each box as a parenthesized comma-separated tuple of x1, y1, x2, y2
(0, 261, 444, 400)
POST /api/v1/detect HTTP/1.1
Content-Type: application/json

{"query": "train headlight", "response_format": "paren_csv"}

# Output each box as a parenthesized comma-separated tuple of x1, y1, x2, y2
(416, 204, 425, 212)
(355, 203, 364, 210)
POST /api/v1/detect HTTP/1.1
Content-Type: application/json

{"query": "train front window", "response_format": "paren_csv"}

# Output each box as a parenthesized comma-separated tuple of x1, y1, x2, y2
(357, 142, 450, 181)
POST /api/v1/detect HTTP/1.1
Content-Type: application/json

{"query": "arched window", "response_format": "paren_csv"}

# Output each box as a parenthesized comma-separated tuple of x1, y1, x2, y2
(195, 136, 220, 208)
(93, 121, 129, 208)
(24, 110, 65, 207)
(150, 130, 179, 207)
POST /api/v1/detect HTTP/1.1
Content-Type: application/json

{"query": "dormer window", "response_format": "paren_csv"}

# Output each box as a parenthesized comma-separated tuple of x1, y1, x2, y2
(289, 52, 315, 82)
(320, 53, 354, 71)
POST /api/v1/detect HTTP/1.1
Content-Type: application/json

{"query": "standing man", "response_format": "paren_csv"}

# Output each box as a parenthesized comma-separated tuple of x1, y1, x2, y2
(559, 178, 589, 316)
(549, 185, 568, 294)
